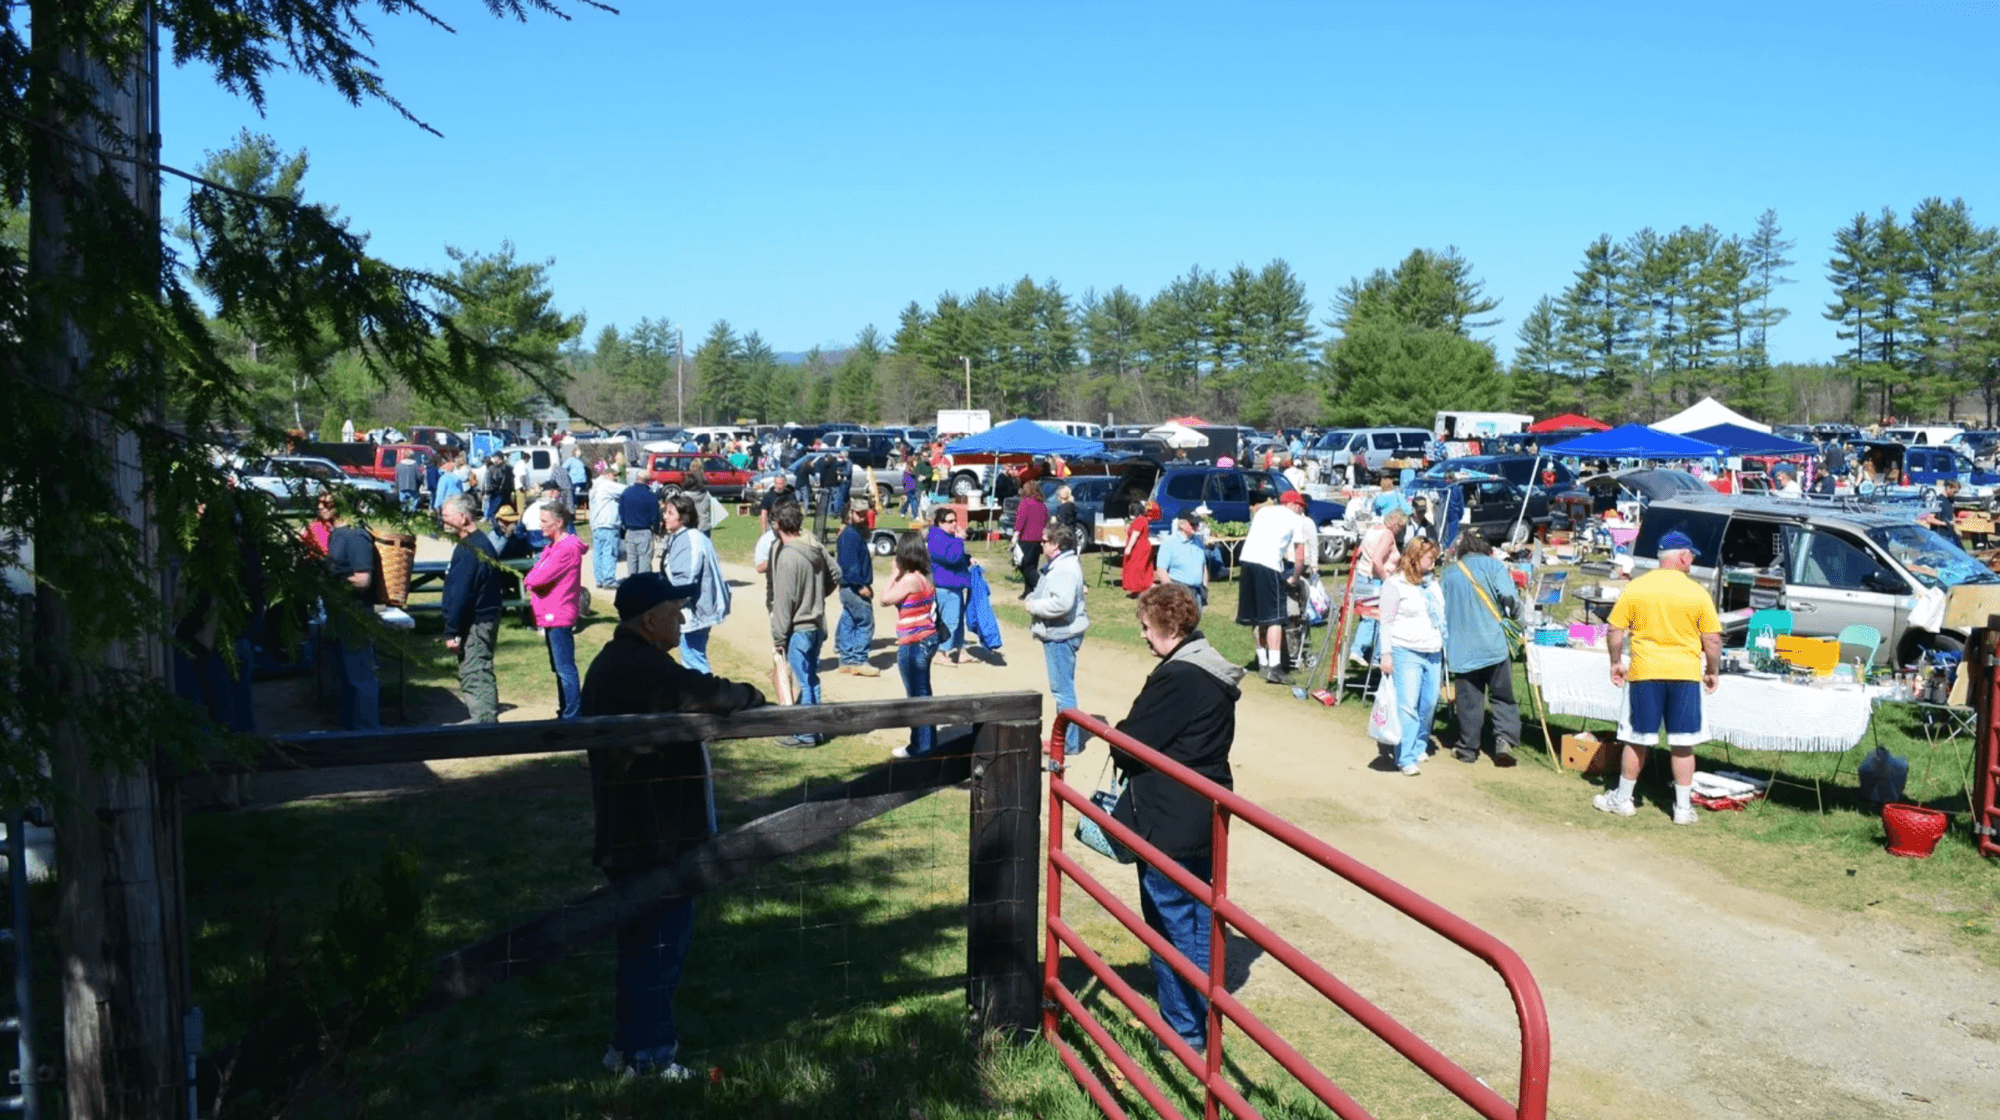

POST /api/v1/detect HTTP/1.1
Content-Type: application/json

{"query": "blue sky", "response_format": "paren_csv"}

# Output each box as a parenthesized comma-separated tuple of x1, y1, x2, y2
(160, 1, 2000, 365)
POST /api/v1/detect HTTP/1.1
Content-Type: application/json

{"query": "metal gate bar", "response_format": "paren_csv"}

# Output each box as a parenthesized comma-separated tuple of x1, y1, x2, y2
(1044, 709, 1550, 1120)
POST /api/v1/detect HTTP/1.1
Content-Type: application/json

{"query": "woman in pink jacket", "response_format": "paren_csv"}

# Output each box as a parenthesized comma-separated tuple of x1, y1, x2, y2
(524, 501, 589, 719)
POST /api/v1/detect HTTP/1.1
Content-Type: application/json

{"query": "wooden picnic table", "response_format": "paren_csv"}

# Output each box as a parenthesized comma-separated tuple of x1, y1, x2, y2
(405, 555, 536, 616)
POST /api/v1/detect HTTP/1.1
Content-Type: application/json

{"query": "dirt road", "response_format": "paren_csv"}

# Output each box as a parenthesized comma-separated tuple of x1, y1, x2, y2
(701, 557, 1999, 1120)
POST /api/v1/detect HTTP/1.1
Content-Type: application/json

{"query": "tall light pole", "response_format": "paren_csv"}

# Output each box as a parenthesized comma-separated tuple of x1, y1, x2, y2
(675, 326, 685, 427)
(960, 355, 971, 409)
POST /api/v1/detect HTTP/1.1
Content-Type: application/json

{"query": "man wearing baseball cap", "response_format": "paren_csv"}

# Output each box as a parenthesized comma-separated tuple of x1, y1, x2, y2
(580, 573, 768, 1080)
(1594, 528, 1722, 825)
(1235, 487, 1312, 684)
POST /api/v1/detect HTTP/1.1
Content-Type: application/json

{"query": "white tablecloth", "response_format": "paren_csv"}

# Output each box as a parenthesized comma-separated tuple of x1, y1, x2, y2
(1525, 644, 1876, 753)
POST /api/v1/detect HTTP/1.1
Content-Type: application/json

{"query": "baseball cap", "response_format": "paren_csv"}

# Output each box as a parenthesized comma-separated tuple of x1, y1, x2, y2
(614, 572, 699, 621)
(1658, 530, 1697, 553)
(1278, 490, 1307, 508)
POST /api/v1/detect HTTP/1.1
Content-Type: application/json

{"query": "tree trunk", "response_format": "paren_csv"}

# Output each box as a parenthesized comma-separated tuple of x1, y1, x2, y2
(28, 5, 187, 1117)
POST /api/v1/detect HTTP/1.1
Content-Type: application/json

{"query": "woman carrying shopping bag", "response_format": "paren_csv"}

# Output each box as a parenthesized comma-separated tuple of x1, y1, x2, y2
(1376, 537, 1446, 776)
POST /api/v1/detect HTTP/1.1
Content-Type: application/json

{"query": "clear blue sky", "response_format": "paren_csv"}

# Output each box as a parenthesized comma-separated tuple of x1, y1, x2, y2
(161, 0, 2000, 365)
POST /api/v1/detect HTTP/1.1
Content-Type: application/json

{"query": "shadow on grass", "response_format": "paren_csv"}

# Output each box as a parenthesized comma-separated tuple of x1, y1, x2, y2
(186, 743, 1062, 1119)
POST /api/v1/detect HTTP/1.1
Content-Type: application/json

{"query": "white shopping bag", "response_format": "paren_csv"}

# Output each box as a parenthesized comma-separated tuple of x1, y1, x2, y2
(1367, 671, 1402, 745)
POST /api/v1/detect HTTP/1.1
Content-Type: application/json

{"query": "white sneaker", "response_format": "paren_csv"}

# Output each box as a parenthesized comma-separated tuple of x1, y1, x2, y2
(1672, 805, 1699, 826)
(890, 745, 914, 760)
(1592, 792, 1636, 818)
(1399, 764, 1421, 776)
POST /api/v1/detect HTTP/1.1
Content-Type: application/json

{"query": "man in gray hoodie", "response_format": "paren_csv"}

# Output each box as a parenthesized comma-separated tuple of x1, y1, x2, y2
(767, 499, 836, 747)
(1024, 524, 1090, 754)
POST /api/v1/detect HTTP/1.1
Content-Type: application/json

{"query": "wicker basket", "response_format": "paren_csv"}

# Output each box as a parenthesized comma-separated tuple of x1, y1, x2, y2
(1882, 802, 1948, 859)
(372, 531, 416, 608)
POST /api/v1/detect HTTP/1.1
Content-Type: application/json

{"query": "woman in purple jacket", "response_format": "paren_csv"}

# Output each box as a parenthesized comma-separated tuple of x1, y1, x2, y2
(926, 507, 973, 665)
(525, 501, 589, 719)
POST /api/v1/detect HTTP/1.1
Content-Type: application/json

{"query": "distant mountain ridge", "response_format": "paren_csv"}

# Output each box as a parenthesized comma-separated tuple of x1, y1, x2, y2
(774, 347, 852, 366)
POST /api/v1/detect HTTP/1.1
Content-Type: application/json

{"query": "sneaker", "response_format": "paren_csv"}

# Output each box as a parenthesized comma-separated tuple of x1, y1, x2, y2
(834, 665, 853, 675)
(890, 745, 915, 760)
(1672, 805, 1699, 826)
(850, 664, 881, 677)
(1592, 792, 1636, 817)
(1453, 749, 1478, 765)
(1492, 746, 1518, 768)
(1399, 763, 1421, 776)
(650, 1062, 697, 1082)
(777, 734, 821, 749)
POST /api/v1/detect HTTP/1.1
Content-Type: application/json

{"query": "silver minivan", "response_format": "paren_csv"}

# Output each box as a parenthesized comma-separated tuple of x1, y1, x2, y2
(1633, 495, 2000, 665)
(1308, 427, 1432, 483)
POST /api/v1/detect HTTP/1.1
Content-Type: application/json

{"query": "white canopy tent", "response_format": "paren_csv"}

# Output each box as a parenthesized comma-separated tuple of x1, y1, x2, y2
(1653, 396, 1770, 435)
(1145, 422, 1209, 448)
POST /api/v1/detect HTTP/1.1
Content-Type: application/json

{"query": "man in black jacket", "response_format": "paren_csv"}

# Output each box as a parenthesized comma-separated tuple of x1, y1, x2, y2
(582, 573, 767, 1080)
(438, 493, 503, 723)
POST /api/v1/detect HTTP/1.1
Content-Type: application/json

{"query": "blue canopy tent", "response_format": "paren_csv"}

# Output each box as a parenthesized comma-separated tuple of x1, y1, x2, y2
(1539, 424, 1728, 459)
(1684, 423, 1816, 458)
(1504, 424, 1729, 540)
(943, 418, 1105, 457)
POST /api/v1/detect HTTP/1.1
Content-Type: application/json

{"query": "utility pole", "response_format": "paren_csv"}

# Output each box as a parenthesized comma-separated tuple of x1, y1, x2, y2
(675, 327, 685, 427)
(29, 2, 188, 1115)
(961, 355, 972, 410)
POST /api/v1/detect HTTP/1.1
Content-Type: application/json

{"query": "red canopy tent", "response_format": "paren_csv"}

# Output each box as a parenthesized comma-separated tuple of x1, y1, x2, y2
(1163, 415, 1212, 426)
(1528, 412, 1609, 433)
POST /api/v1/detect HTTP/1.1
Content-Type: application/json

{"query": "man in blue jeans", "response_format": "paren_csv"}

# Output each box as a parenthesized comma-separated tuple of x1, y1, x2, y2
(767, 500, 836, 747)
(582, 573, 767, 1080)
(833, 506, 880, 676)
(1024, 525, 1089, 754)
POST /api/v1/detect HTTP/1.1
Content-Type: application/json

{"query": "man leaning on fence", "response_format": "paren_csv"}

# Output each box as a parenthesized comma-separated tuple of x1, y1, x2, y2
(1593, 529, 1722, 826)
(582, 572, 769, 1081)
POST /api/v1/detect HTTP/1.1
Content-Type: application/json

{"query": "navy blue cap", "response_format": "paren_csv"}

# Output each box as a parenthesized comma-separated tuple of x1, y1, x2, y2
(1658, 530, 1697, 553)
(614, 573, 698, 621)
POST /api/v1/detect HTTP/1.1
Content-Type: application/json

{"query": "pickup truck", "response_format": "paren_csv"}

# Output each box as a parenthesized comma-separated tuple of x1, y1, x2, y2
(295, 441, 435, 484)
(1846, 441, 2000, 506)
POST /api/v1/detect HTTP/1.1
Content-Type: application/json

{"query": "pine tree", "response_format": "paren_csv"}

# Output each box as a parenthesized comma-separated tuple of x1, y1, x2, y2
(692, 320, 745, 423)
(1745, 209, 1795, 372)
(1510, 296, 1571, 415)
(1556, 235, 1639, 414)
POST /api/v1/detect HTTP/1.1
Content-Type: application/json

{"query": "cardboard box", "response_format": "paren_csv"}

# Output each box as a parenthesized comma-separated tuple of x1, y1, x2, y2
(1560, 732, 1617, 775)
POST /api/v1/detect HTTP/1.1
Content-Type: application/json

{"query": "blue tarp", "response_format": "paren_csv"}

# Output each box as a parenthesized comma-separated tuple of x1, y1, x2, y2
(1684, 423, 1816, 457)
(966, 565, 1003, 651)
(1540, 424, 1727, 460)
(944, 418, 1104, 457)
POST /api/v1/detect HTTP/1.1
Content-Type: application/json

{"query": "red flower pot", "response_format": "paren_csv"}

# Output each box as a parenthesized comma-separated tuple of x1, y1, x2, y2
(1882, 803, 1949, 859)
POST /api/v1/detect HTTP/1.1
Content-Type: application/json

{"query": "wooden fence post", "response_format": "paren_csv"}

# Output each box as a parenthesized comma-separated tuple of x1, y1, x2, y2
(966, 718, 1042, 1042)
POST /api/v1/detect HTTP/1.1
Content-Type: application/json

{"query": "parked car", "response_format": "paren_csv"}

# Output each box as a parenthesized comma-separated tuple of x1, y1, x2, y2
(644, 452, 753, 500)
(1096, 463, 1348, 562)
(1308, 427, 1431, 483)
(1847, 441, 2000, 505)
(1421, 455, 1577, 494)
(1406, 476, 1550, 545)
(996, 476, 1122, 547)
(294, 441, 436, 485)
(748, 451, 906, 511)
(241, 455, 397, 512)
(1633, 495, 2000, 664)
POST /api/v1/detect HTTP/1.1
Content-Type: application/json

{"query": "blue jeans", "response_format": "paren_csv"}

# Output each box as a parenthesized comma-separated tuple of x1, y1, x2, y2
(1139, 854, 1214, 1051)
(592, 527, 622, 587)
(902, 487, 918, 517)
(1348, 577, 1381, 662)
(897, 636, 938, 756)
(1042, 633, 1084, 752)
(828, 484, 848, 516)
(485, 492, 505, 520)
(1391, 647, 1443, 768)
(836, 588, 874, 666)
(785, 627, 824, 707)
(678, 627, 711, 674)
(336, 638, 379, 731)
(935, 585, 967, 654)
(610, 878, 695, 1070)
(546, 625, 580, 720)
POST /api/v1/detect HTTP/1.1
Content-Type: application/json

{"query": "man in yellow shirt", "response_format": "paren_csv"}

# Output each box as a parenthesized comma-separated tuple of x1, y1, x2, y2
(1594, 530, 1721, 825)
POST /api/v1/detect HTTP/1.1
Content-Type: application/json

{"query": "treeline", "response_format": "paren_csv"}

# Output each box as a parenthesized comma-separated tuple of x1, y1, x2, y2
(180, 135, 1997, 434)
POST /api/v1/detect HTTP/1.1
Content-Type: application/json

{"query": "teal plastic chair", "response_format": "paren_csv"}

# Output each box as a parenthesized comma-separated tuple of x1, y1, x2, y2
(1836, 623, 1883, 670)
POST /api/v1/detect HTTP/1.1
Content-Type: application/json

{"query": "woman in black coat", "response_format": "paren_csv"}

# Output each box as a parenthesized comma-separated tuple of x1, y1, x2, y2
(1110, 583, 1244, 1055)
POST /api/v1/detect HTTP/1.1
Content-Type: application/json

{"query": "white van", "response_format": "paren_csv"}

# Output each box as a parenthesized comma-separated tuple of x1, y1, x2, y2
(1882, 425, 1964, 446)
(1036, 419, 1103, 440)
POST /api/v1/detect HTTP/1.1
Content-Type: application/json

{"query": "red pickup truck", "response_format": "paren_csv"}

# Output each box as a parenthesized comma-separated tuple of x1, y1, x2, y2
(297, 441, 436, 484)
(646, 452, 751, 499)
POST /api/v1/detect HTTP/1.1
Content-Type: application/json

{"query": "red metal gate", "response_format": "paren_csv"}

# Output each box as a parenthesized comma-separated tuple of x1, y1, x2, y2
(1973, 632, 2000, 858)
(1043, 709, 1551, 1120)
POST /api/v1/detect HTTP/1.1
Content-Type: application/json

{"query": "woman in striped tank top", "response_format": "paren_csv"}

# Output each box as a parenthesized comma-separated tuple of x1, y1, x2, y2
(882, 531, 941, 759)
